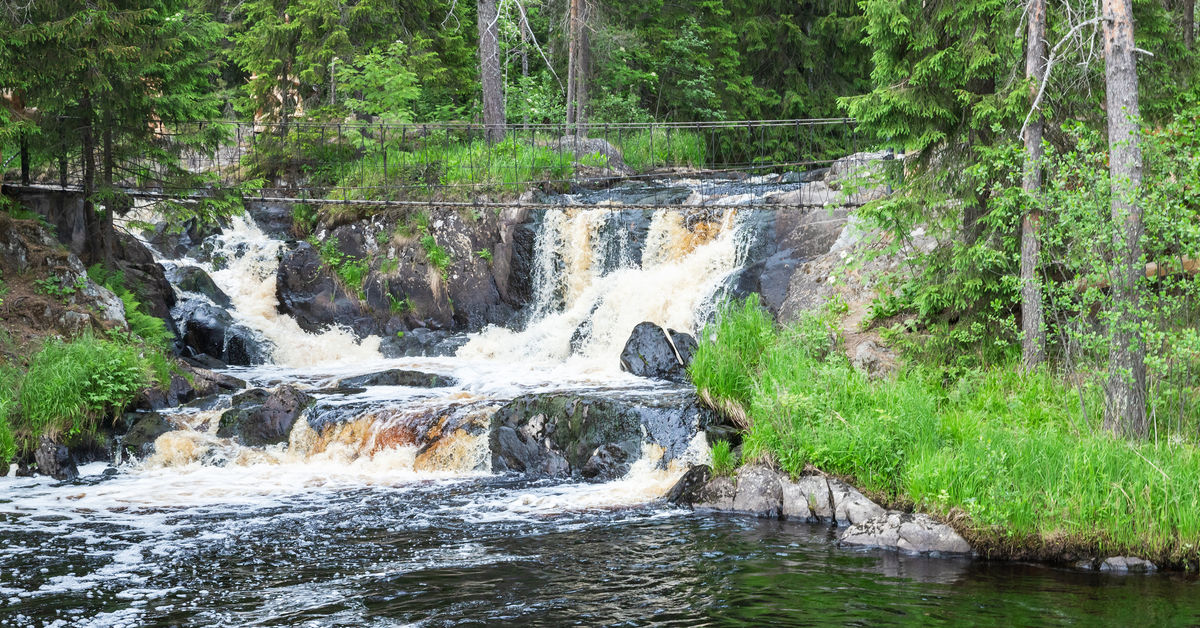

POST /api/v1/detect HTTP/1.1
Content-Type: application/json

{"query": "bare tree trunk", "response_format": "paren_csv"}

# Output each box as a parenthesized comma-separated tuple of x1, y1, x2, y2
(1102, 0, 1148, 437)
(1021, 0, 1048, 369)
(520, 14, 530, 128)
(80, 91, 100, 266)
(565, 0, 588, 137)
(1185, 0, 1196, 49)
(477, 0, 505, 144)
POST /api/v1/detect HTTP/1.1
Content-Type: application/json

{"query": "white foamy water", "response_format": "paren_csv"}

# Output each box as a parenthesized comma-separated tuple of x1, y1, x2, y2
(460, 206, 749, 368)
(202, 215, 383, 366)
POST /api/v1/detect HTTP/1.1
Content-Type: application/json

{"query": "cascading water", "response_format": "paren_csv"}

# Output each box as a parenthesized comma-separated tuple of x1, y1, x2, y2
(174, 215, 383, 367)
(4, 175, 1188, 626)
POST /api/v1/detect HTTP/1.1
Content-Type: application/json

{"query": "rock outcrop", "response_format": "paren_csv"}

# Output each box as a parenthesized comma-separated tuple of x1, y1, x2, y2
(33, 436, 78, 481)
(669, 464, 970, 557)
(840, 512, 971, 555)
(175, 300, 269, 366)
(217, 385, 314, 447)
(337, 369, 457, 388)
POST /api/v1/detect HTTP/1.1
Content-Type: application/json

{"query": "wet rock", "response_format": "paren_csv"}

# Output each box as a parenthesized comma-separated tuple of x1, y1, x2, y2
(840, 512, 972, 555)
(181, 363, 246, 396)
(731, 465, 784, 518)
(217, 385, 314, 447)
(176, 300, 269, 366)
(781, 475, 830, 522)
(245, 200, 295, 238)
(665, 465, 713, 505)
(276, 241, 367, 335)
(112, 232, 178, 330)
(34, 436, 78, 481)
(489, 394, 642, 478)
(378, 329, 469, 358)
(173, 266, 232, 308)
(828, 478, 887, 525)
(619, 322, 694, 383)
(338, 369, 457, 388)
(692, 475, 737, 511)
(116, 412, 174, 462)
(580, 439, 641, 480)
(133, 374, 196, 411)
(1099, 557, 1157, 573)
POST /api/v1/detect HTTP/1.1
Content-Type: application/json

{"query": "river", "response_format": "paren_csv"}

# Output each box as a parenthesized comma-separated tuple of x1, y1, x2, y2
(2, 174, 1198, 626)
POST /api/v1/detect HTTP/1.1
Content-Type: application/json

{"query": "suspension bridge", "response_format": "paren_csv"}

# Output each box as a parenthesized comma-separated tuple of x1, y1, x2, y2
(1, 118, 891, 211)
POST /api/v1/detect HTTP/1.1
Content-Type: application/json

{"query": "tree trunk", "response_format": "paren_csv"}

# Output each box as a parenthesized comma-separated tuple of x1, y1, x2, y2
(477, 0, 505, 144)
(80, 91, 100, 265)
(565, 0, 588, 136)
(1021, 0, 1048, 369)
(520, 15, 530, 128)
(1102, 0, 1148, 437)
(1184, 0, 1195, 49)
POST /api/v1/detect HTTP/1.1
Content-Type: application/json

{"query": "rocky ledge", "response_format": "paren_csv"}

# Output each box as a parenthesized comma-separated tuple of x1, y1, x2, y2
(668, 464, 972, 556)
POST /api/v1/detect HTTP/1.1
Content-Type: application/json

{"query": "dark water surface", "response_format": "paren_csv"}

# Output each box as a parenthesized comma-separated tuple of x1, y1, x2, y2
(2, 469, 1199, 627)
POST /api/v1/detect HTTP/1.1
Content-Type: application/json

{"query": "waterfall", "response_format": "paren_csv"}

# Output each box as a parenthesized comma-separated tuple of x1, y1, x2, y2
(182, 215, 382, 367)
(458, 205, 751, 368)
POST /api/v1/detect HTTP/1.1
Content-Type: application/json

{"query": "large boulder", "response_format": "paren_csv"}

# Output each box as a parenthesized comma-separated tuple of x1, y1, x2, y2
(217, 385, 314, 447)
(489, 394, 642, 478)
(839, 512, 972, 555)
(175, 300, 269, 366)
(115, 412, 174, 463)
(172, 265, 232, 308)
(276, 241, 370, 335)
(378, 329, 469, 358)
(619, 322, 696, 383)
(337, 369, 457, 388)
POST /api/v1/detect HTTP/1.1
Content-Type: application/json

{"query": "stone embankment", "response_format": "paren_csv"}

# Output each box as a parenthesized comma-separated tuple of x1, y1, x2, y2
(667, 464, 971, 555)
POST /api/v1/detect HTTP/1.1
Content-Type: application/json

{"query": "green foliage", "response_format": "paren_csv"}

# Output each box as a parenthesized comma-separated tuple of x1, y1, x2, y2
(337, 40, 421, 121)
(689, 297, 776, 403)
(87, 265, 174, 351)
(34, 276, 87, 301)
(387, 293, 412, 314)
(16, 335, 156, 452)
(310, 237, 369, 298)
(419, 232, 451, 279)
(292, 204, 318, 238)
(693, 297, 1200, 564)
(475, 248, 494, 264)
(0, 367, 17, 468)
(709, 439, 738, 476)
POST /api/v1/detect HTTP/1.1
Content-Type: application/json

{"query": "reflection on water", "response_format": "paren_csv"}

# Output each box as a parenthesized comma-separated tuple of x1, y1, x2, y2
(3, 466, 1199, 627)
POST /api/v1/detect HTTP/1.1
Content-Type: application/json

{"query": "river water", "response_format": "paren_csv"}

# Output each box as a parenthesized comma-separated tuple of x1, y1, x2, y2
(3, 175, 1200, 625)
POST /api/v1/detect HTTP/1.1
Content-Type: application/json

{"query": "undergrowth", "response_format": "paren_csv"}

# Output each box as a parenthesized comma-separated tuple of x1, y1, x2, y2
(690, 297, 1200, 567)
(11, 334, 163, 458)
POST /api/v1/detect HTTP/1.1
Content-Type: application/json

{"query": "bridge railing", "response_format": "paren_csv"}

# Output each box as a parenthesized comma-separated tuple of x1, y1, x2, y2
(2, 118, 882, 207)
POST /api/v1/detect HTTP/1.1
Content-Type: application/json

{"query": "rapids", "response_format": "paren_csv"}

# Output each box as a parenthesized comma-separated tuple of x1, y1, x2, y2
(5, 174, 1199, 625)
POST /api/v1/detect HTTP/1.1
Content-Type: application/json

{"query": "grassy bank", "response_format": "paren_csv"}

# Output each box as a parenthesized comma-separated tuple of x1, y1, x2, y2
(0, 262, 176, 470)
(690, 298, 1200, 568)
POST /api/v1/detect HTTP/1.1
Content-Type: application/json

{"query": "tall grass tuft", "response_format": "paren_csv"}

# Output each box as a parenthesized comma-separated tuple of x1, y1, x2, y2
(691, 297, 1200, 565)
(17, 335, 155, 449)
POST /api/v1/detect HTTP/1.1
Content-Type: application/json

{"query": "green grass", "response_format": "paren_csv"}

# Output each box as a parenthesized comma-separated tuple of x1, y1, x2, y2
(612, 128, 707, 171)
(420, 232, 451, 278)
(710, 439, 738, 476)
(691, 298, 1200, 566)
(319, 129, 708, 203)
(14, 334, 161, 455)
